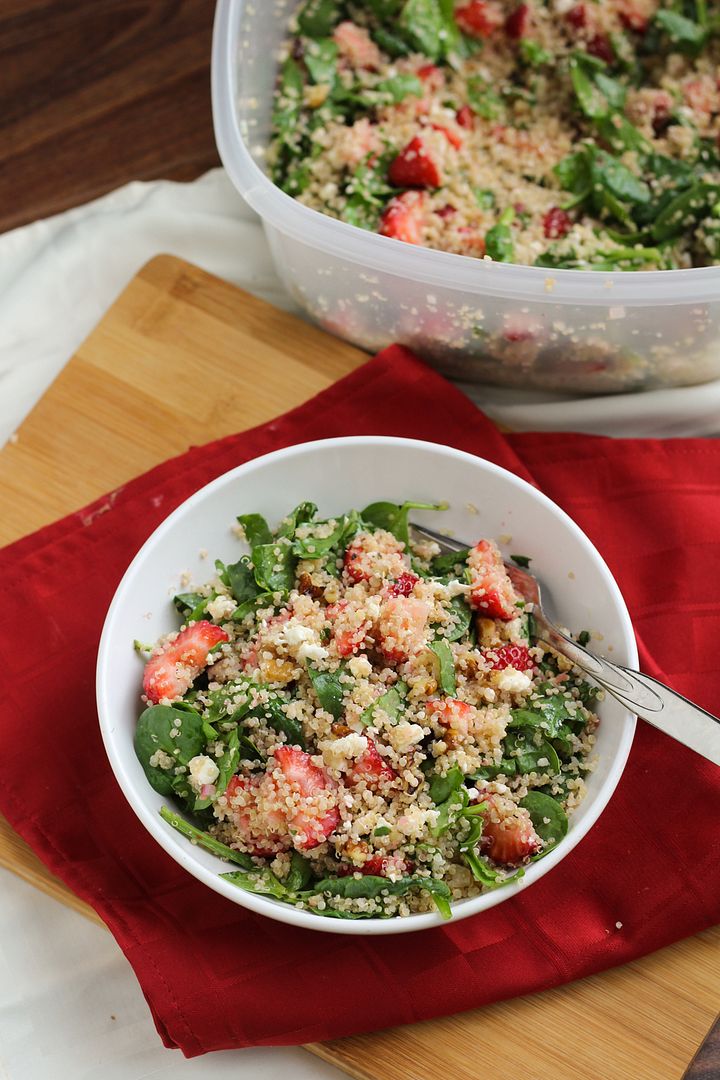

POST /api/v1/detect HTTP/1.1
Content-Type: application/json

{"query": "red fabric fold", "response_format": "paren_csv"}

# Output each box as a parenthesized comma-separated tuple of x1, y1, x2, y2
(1, 344, 718, 1057)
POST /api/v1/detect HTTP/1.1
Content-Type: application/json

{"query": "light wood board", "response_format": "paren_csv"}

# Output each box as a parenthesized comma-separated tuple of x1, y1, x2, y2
(0, 254, 716, 1080)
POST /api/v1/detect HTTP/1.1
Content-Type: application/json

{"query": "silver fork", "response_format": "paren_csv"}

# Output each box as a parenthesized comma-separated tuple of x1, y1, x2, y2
(410, 521, 720, 767)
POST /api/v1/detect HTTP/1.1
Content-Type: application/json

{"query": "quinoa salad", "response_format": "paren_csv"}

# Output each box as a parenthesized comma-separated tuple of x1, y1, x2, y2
(270, 0, 720, 269)
(135, 501, 599, 921)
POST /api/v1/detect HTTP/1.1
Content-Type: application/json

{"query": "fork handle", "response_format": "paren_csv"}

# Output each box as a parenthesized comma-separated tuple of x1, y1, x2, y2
(535, 614, 720, 767)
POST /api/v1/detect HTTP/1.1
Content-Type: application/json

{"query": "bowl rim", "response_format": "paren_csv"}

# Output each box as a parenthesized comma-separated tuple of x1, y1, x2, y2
(97, 435, 638, 935)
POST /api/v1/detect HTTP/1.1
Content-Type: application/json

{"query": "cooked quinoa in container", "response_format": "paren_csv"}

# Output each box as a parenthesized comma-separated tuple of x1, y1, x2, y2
(135, 500, 600, 921)
(269, 0, 720, 270)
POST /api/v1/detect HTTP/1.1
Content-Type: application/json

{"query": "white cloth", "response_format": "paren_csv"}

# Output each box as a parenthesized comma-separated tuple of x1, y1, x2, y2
(0, 869, 344, 1079)
(1, 166, 720, 447)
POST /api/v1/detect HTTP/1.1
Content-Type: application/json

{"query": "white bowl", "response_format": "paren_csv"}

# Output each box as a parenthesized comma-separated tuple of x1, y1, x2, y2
(97, 436, 637, 935)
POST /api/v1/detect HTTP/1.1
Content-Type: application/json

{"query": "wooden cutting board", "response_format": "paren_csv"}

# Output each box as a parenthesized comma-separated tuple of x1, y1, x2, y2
(0, 254, 717, 1080)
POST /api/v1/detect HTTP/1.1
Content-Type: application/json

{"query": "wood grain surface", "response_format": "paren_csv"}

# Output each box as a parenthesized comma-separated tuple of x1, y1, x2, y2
(0, 254, 717, 1080)
(0, 0, 219, 233)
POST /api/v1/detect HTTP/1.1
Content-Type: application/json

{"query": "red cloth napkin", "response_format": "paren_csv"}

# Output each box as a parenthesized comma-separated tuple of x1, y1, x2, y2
(1, 346, 718, 1057)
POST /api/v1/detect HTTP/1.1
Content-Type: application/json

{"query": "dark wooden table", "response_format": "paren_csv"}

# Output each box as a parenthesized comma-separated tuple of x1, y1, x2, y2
(1, 2, 718, 1074)
(0, 0, 219, 233)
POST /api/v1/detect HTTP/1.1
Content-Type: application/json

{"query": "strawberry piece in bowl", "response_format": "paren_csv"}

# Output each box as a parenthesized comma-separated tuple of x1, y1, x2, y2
(143, 621, 228, 704)
(467, 540, 521, 620)
(379, 191, 426, 244)
(388, 136, 443, 188)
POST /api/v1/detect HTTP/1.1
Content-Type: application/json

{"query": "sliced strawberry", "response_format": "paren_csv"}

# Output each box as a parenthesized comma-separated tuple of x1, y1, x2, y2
(416, 63, 444, 91)
(385, 572, 420, 598)
(379, 191, 426, 244)
(543, 206, 572, 239)
(272, 746, 340, 850)
(456, 104, 476, 129)
(565, 3, 588, 28)
(223, 775, 291, 857)
(467, 540, 520, 621)
(388, 136, 443, 188)
(505, 3, 530, 38)
(333, 21, 381, 70)
(430, 123, 464, 149)
(377, 595, 431, 663)
(617, 0, 650, 32)
(336, 852, 411, 877)
(587, 32, 613, 62)
(143, 621, 228, 704)
(346, 739, 397, 788)
(483, 643, 533, 671)
(326, 600, 368, 657)
(343, 530, 407, 583)
(455, 0, 504, 38)
(427, 697, 476, 741)
(477, 792, 542, 865)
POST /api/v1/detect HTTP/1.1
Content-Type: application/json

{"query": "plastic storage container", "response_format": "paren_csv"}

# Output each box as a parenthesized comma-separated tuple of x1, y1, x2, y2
(212, 0, 720, 395)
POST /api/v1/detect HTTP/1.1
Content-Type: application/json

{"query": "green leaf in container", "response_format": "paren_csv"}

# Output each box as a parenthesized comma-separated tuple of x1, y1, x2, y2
(304, 37, 339, 86)
(297, 0, 339, 38)
(309, 874, 453, 919)
(429, 638, 457, 695)
(160, 806, 254, 868)
(134, 705, 205, 795)
(308, 665, 346, 719)
(236, 513, 273, 548)
(521, 791, 569, 851)
(361, 499, 445, 546)
(360, 681, 408, 726)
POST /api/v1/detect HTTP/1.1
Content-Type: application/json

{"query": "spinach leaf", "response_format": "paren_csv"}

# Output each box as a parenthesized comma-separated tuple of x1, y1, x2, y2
(651, 182, 720, 242)
(222, 867, 292, 900)
(510, 694, 573, 739)
(225, 555, 262, 606)
(443, 595, 472, 642)
(485, 207, 515, 262)
(428, 763, 464, 805)
(360, 680, 408, 726)
(206, 678, 305, 748)
(194, 728, 240, 811)
(286, 851, 314, 892)
(160, 806, 254, 868)
(292, 512, 360, 559)
(431, 548, 470, 575)
(361, 499, 444, 546)
(655, 9, 707, 50)
(504, 731, 561, 775)
(519, 39, 552, 66)
(466, 77, 503, 120)
(367, 0, 404, 15)
(257, 697, 306, 748)
(510, 554, 531, 568)
(237, 513, 273, 548)
(277, 501, 318, 539)
(377, 73, 423, 103)
(344, 153, 398, 230)
(429, 639, 457, 695)
(304, 37, 338, 85)
(308, 665, 346, 719)
(463, 849, 523, 888)
(521, 791, 568, 850)
(173, 592, 205, 616)
(251, 538, 297, 594)
(371, 25, 412, 56)
(135, 705, 205, 795)
(310, 874, 453, 919)
(297, 0, 338, 38)
(399, 0, 446, 60)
